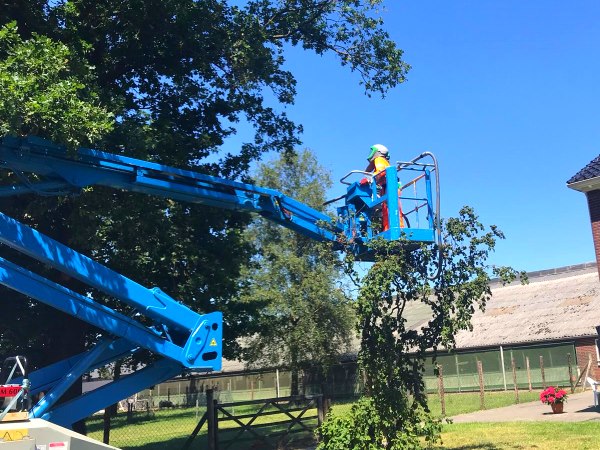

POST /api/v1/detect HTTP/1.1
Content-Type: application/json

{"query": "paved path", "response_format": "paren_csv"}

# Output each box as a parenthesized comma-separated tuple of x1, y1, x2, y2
(451, 391, 600, 423)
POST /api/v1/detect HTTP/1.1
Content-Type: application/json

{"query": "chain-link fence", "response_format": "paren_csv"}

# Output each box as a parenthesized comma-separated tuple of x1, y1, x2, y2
(423, 342, 576, 393)
(86, 389, 225, 449)
(84, 342, 583, 448)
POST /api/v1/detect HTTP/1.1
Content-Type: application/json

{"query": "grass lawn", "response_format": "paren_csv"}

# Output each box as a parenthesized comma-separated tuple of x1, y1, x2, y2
(438, 422, 600, 449)
(327, 392, 600, 449)
(87, 402, 318, 449)
(88, 390, 579, 449)
(329, 391, 541, 419)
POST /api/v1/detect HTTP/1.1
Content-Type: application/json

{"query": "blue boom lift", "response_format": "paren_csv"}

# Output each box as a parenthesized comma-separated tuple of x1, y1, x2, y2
(0, 136, 439, 435)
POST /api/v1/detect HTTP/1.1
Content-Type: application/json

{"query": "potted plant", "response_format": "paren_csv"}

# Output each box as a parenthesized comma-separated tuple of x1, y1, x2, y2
(540, 386, 568, 413)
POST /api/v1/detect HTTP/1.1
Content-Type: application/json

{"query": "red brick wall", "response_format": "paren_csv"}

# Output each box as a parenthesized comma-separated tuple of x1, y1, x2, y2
(586, 190, 600, 279)
(575, 338, 600, 381)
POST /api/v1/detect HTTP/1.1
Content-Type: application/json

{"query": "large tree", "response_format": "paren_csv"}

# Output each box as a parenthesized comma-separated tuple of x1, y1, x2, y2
(318, 208, 526, 449)
(240, 150, 355, 395)
(0, 0, 408, 380)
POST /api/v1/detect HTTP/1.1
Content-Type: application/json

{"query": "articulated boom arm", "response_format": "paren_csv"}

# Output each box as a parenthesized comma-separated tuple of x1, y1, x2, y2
(0, 136, 342, 243)
(0, 136, 438, 428)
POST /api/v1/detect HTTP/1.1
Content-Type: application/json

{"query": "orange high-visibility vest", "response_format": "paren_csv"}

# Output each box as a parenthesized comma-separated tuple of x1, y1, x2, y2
(365, 156, 390, 177)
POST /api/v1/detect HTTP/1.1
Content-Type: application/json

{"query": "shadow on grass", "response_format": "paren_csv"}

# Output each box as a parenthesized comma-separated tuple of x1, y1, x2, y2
(87, 408, 203, 433)
(119, 435, 191, 450)
(116, 431, 316, 450)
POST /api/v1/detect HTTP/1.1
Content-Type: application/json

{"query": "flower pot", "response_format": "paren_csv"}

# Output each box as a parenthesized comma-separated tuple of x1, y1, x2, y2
(551, 402, 564, 414)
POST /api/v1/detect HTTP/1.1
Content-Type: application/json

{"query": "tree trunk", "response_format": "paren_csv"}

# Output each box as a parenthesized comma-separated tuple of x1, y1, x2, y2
(52, 313, 89, 434)
(103, 361, 122, 443)
(290, 368, 299, 396)
(290, 347, 299, 396)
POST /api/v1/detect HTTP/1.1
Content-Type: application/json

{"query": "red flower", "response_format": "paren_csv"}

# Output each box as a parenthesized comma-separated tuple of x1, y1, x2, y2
(540, 386, 568, 405)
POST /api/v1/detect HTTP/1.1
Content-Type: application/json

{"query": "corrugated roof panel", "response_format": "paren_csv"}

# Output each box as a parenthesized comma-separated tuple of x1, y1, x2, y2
(455, 264, 600, 348)
(217, 264, 600, 372)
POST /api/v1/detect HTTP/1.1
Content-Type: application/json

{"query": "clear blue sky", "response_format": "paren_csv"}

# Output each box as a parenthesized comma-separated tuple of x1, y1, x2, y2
(237, 1, 600, 273)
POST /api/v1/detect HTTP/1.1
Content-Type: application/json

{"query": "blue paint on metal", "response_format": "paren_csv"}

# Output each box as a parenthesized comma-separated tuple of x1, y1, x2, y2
(385, 166, 402, 237)
(0, 136, 438, 251)
(43, 358, 184, 427)
(0, 136, 438, 428)
(0, 256, 221, 370)
(30, 340, 113, 419)
(23, 339, 137, 396)
(0, 212, 199, 333)
(424, 169, 435, 230)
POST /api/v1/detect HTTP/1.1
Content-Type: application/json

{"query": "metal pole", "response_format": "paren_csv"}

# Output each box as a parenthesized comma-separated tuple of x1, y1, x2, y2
(526, 357, 532, 392)
(454, 354, 461, 393)
(385, 165, 401, 234)
(500, 346, 507, 391)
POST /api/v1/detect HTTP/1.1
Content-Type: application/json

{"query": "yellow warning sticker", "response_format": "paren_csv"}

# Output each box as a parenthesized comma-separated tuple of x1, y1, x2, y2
(209, 338, 217, 347)
(1, 428, 28, 441)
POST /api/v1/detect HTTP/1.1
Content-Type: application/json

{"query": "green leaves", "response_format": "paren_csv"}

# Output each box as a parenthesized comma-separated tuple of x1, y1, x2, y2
(254, 0, 410, 97)
(239, 150, 354, 388)
(319, 207, 522, 449)
(0, 22, 113, 148)
(0, 0, 410, 382)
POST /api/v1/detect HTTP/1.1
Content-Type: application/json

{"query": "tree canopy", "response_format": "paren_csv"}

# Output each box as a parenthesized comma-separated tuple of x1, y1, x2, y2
(239, 150, 355, 394)
(318, 208, 526, 449)
(0, 1, 409, 365)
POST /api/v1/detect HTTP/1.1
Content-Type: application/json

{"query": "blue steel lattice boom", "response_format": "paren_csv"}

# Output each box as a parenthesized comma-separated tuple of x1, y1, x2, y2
(0, 136, 438, 429)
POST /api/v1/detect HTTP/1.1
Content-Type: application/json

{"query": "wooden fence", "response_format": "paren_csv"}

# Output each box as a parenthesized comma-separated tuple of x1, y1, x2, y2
(182, 389, 327, 450)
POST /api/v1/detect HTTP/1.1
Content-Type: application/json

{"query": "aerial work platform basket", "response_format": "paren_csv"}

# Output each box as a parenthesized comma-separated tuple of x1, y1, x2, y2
(333, 152, 441, 254)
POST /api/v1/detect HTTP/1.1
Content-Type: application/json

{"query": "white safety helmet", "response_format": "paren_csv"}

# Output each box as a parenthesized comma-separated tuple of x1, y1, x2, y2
(367, 144, 389, 162)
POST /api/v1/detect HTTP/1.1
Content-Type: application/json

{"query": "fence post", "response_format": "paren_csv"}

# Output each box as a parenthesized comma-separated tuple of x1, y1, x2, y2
(477, 360, 485, 410)
(207, 389, 216, 450)
(127, 400, 133, 423)
(526, 357, 532, 392)
(511, 357, 519, 404)
(540, 356, 546, 389)
(317, 395, 324, 427)
(276, 369, 280, 398)
(102, 409, 111, 444)
(568, 353, 575, 394)
(583, 354, 593, 391)
(437, 364, 446, 416)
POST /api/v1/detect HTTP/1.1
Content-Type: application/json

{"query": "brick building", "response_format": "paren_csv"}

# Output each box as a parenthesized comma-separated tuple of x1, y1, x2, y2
(568, 154, 600, 278)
